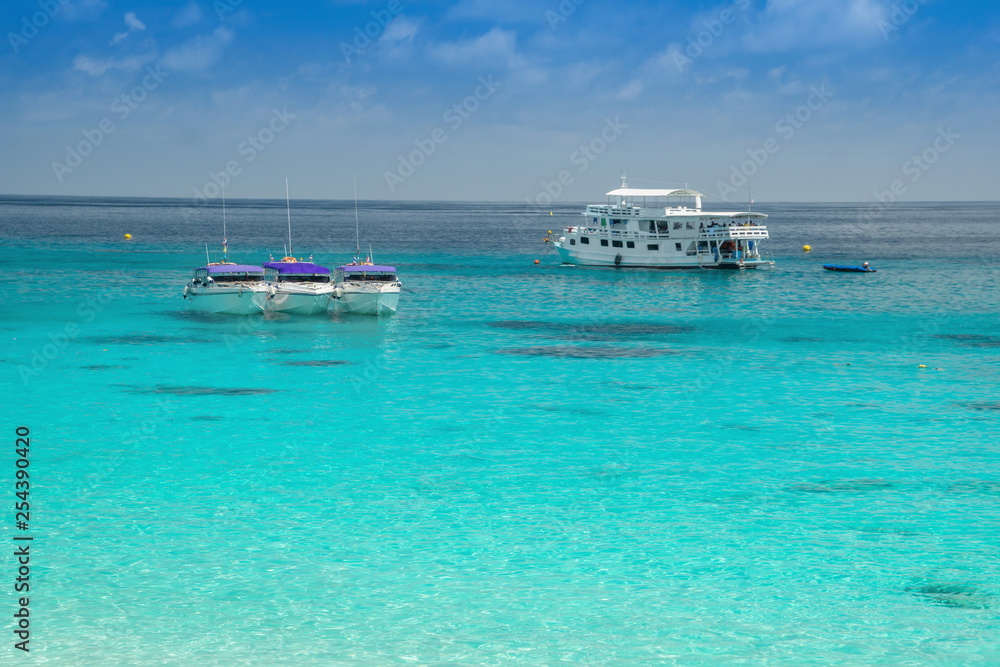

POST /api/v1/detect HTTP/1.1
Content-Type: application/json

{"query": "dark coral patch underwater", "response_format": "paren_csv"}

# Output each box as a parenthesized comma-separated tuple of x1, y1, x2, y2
(935, 334, 1000, 348)
(489, 320, 692, 341)
(906, 583, 992, 609)
(277, 360, 353, 367)
(497, 345, 673, 359)
(121, 384, 278, 396)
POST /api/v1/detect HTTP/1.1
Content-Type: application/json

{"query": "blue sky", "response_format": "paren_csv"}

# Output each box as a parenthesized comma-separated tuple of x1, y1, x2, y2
(1, 0, 997, 202)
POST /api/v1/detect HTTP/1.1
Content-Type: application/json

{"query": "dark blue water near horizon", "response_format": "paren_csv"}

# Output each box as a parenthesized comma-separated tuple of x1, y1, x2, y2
(1, 195, 997, 260)
(2, 196, 999, 665)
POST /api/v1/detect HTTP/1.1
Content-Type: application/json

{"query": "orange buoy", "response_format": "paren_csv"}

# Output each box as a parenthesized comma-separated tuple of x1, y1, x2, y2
(533, 259, 540, 265)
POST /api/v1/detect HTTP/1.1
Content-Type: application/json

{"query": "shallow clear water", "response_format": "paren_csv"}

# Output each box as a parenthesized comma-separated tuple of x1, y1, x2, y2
(2, 197, 999, 664)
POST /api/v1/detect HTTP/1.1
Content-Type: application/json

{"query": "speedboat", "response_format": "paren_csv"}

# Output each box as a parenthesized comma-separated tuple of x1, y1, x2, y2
(183, 264, 266, 315)
(331, 263, 401, 316)
(259, 258, 336, 314)
(547, 175, 774, 270)
(182, 192, 266, 314)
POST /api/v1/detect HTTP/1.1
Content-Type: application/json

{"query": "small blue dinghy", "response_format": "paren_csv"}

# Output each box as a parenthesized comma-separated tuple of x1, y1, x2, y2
(823, 263, 876, 273)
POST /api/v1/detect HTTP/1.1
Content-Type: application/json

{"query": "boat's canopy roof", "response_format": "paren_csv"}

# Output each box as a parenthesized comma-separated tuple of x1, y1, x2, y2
(337, 265, 396, 273)
(605, 187, 705, 198)
(263, 261, 330, 274)
(202, 264, 264, 274)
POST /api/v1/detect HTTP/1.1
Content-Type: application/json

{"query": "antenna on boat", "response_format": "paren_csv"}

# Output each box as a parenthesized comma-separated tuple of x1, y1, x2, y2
(353, 174, 361, 258)
(285, 177, 292, 257)
(222, 187, 228, 262)
(369, 243, 374, 264)
(205, 243, 210, 265)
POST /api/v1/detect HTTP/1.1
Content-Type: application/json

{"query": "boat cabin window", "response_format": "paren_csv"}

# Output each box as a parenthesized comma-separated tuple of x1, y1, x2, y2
(600, 239, 609, 246)
(673, 222, 683, 230)
(647, 243, 659, 251)
(581, 237, 590, 244)
(612, 240, 623, 248)
(570, 239, 576, 245)
(278, 274, 331, 283)
(626, 241, 635, 248)
(346, 273, 396, 282)
(675, 243, 682, 251)
(193, 269, 209, 284)
(211, 273, 261, 283)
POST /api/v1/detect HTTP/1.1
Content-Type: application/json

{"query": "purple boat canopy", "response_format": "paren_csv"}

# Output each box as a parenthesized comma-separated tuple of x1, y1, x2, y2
(337, 265, 396, 273)
(203, 264, 264, 274)
(263, 261, 330, 274)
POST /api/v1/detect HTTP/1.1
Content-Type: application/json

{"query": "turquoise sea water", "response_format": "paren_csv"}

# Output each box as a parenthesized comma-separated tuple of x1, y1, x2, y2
(3, 197, 999, 664)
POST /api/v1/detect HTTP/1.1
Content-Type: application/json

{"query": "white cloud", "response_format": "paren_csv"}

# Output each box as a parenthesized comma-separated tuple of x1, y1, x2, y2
(173, 2, 203, 28)
(381, 17, 419, 44)
(377, 16, 420, 60)
(748, 0, 890, 52)
(443, 0, 540, 23)
(73, 52, 156, 76)
(430, 28, 516, 67)
(162, 27, 234, 71)
(60, 0, 109, 21)
(109, 11, 146, 45)
(617, 80, 642, 100)
(124, 11, 146, 31)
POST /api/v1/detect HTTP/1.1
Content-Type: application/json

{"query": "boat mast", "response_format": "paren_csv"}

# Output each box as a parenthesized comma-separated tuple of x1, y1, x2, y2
(285, 177, 293, 258)
(353, 174, 361, 260)
(222, 187, 228, 262)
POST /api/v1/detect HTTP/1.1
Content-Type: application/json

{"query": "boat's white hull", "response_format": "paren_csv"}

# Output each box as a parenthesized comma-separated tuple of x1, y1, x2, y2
(333, 285, 400, 316)
(553, 242, 772, 270)
(184, 285, 265, 315)
(552, 240, 774, 269)
(256, 286, 334, 315)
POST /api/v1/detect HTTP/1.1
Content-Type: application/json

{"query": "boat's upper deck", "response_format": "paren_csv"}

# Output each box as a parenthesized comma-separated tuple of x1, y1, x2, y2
(584, 203, 767, 220)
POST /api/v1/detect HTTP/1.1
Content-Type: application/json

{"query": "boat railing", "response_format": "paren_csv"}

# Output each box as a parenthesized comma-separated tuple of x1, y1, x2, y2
(571, 225, 768, 242)
(573, 227, 676, 239)
(699, 226, 769, 240)
(585, 205, 641, 216)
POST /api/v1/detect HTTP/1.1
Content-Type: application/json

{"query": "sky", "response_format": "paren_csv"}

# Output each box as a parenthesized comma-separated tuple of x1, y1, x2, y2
(1, 0, 998, 203)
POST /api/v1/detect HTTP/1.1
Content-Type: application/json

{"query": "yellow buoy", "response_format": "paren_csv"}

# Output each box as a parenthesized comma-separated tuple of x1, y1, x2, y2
(918, 364, 927, 368)
(802, 244, 811, 252)
(124, 233, 132, 240)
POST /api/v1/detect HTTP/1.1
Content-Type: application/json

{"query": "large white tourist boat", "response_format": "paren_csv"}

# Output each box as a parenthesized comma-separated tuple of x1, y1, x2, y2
(332, 263, 401, 316)
(183, 264, 266, 315)
(548, 178, 773, 269)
